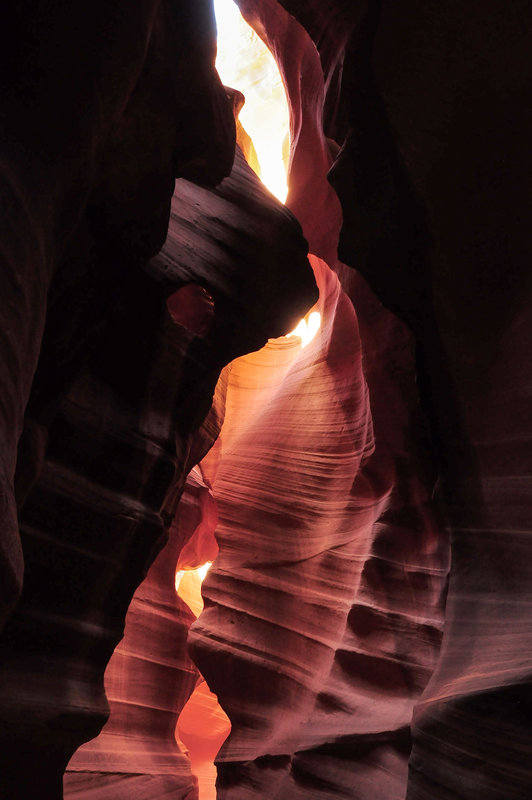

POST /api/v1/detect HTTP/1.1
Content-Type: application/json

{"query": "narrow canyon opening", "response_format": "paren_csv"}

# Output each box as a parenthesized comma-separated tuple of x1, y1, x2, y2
(3, 0, 525, 798)
(174, 4, 321, 796)
(213, 0, 290, 203)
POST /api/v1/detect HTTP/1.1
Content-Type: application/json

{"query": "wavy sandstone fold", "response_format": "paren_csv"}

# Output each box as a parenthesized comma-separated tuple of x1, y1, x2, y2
(64, 5, 448, 797)
(60, 147, 316, 797)
(0, 0, 235, 633)
(1, 1, 527, 797)
(236, 0, 343, 265)
(270, 1, 532, 797)
(189, 255, 447, 798)
(178, 5, 448, 797)
(64, 467, 216, 800)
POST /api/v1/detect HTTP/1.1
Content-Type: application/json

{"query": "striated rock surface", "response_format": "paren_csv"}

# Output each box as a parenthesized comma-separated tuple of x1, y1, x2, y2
(185, 4, 446, 797)
(0, 2, 316, 792)
(64, 467, 215, 800)
(274, 0, 532, 797)
(190, 253, 447, 798)
(236, 0, 343, 265)
(58, 148, 315, 798)
(1, 0, 529, 797)
(0, 0, 235, 631)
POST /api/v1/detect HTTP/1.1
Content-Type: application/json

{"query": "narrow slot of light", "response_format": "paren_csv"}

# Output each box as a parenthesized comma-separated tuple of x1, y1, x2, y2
(214, 0, 289, 203)
(175, 562, 213, 618)
(196, 561, 212, 583)
(287, 311, 321, 348)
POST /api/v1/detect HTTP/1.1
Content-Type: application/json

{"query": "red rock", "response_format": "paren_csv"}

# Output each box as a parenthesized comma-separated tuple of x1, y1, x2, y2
(188, 250, 447, 797)
(64, 467, 216, 799)
(0, 0, 235, 632)
(0, 1, 529, 797)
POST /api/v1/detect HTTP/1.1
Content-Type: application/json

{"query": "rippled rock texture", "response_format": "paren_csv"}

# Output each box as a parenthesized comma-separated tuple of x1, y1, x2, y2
(59, 149, 315, 797)
(274, 0, 532, 798)
(1, 0, 530, 798)
(0, 1, 315, 796)
(190, 255, 446, 799)
(64, 466, 216, 800)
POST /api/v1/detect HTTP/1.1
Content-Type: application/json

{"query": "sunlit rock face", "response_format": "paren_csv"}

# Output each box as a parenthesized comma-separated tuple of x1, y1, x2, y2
(0, 1, 529, 798)
(233, 0, 343, 265)
(0, 1, 316, 796)
(179, 4, 444, 797)
(59, 141, 316, 798)
(64, 468, 216, 800)
(215, 0, 290, 202)
(190, 255, 447, 798)
(271, 0, 532, 797)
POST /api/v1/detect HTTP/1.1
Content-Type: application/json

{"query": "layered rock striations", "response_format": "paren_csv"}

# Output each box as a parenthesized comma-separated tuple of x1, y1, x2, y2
(271, 0, 532, 797)
(190, 254, 447, 799)
(184, 4, 447, 797)
(0, 0, 530, 798)
(0, 2, 315, 796)
(64, 467, 216, 800)
(64, 3, 448, 797)
(57, 148, 315, 799)
(0, 0, 235, 631)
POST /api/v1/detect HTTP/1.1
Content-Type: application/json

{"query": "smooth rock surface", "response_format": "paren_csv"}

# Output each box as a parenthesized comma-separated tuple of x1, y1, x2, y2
(275, 0, 532, 797)
(1, 1, 529, 797)
(190, 255, 447, 798)
(59, 139, 316, 797)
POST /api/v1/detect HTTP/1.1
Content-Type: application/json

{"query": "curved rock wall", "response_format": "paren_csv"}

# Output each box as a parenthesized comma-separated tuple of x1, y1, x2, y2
(190, 253, 447, 798)
(64, 467, 215, 800)
(273, 1, 532, 797)
(0, 0, 235, 631)
(0, 0, 529, 797)
(58, 143, 316, 797)
(70, 3, 449, 797)
(0, 2, 315, 796)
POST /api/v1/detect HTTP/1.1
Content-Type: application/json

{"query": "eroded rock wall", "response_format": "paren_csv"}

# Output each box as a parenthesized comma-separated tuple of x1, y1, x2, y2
(0, 3, 315, 797)
(0, 0, 530, 798)
(275, 1, 532, 797)
(57, 147, 316, 798)
(0, 0, 235, 631)
(186, 3, 449, 797)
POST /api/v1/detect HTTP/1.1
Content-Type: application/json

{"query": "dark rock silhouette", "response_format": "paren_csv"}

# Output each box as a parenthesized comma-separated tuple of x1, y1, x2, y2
(0, 1, 530, 798)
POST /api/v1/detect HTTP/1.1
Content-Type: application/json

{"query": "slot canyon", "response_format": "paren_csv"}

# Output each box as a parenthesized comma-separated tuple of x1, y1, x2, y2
(0, 1, 531, 798)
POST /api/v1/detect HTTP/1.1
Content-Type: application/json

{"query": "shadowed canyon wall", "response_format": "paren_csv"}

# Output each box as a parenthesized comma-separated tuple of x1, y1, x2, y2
(0, 1, 531, 799)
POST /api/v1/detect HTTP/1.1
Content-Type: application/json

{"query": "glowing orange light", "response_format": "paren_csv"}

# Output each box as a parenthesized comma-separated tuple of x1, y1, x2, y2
(286, 310, 321, 347)
(175, 559, 230, 800)
(214, 0, 289, 202)
(175, 561, 212, 618)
